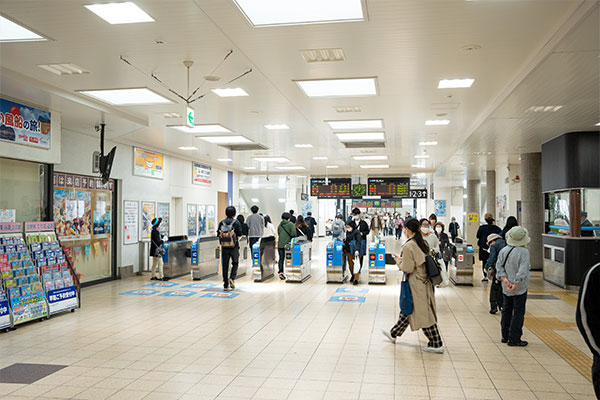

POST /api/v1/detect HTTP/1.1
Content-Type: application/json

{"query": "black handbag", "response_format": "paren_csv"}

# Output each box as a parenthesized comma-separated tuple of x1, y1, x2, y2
(425, 254, 442, 286)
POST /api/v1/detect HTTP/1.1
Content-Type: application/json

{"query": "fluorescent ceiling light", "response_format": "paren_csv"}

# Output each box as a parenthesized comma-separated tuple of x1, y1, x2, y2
(163, 113, 181, 118)
(197, 136, 251, 144)
(178, 146, 198, 151)
(326, 165, 339, 169)
(37, 63, 89, 76)
(278, 198, 286, 203)
(79, 88, 172, 105)
(414, 155, 430, 159)
(217, 158, 233, 162)
(251, 198, 259, 202)
(84, 2, 154, 24)
(419, 141, 438, 146)
(294, 144, 313, 148)
(275, 166, 306, 170)
(253, 157, 289, 162)
(264, 124, 289, 130)
(360, 164, 389, 169)
(211, 88, 249, 97)
(352, 155, 388, 161)
(335, 132, 385, 142)
(295, 77, 377, 98)
(170, 124, 232, 133)
(596, 122, 600, 126)
(425, 119, 450, 126)
(232, 0, 364, 27)
(313, 156, 328, 160)
(411, 165, 425, 168)
(526, 105, 563, 113)
(463, 194, 468, 199)
(326, 119, 383, 130)
(438, 78, 475, 89)
(0, 15, 46, 42)
(243, 166, 257, 170)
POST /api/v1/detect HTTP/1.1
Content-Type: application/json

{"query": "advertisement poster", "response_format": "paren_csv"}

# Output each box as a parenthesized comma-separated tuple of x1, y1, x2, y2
(496, 195, 508, 224)
(93, 192, 111, 236)
(157, 202, 170, 236)
(197, 205, 207, 236)
(187, 204, 197, 237)
(0, 97, 51, 149)
(134, 148, 164, 179)
(123, 200, 139, 245)
(192, 162, 211, 185)
(141, 201, 155, 239)
(206, 205, 216, 235)
(53, 189, 91, 240)
(434, 200, 447, 217)
(0, 209, 16, 223)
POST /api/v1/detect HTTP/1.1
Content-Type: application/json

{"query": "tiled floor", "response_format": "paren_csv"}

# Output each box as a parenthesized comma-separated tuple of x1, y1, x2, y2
(0, 237, 596, 400)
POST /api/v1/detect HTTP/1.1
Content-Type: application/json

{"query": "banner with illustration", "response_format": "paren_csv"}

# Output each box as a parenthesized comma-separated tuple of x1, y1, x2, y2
(192, 163, 211, 185)
(141, 201, 155, 239)
(93, 192, 111, 236)
(0, 97, 51, 149)
(434, 200, 447, 217)
(134, 148, 164, 179)
(53, 189, 91, 240)
(187, 204, 197, 237)
(206, 205, 216, 235)
(156, 202, 170, 236)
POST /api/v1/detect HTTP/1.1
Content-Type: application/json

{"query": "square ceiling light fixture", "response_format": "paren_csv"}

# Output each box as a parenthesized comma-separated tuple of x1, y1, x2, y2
(78, 88, 172, 105)
(312, 156, 328, 160)
(294, 144, 313, 148)
(326, 165, 339, 169)
(353, 155, 388, 161)
(276, 165, 306, 170)
(211, 88, 249, 97)
(360, 164, 389, 169)
(264, 124, 289, 130)
(84, 2, 154, 24)
(438, 78, 475, 89)
(425, 119, 450, 126)
(217, 158, 233, 162)
(0, 15, 47, 42)
(178, 146, 198, 151)
(326, 119, 383, 130)
(419, 141, 438, 146)
(197, 136, 252, 144)
(253, 157, 290, 163)
(295, 77, 377, 98)
(243, 166, 257, 170)
(170, 124, 232, 134)
(335, 132, 385, 142)
(232, 0, 365, 27)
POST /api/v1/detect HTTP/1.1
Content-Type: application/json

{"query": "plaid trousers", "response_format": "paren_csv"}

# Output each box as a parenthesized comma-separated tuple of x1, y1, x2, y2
(390, 313, 443, 348)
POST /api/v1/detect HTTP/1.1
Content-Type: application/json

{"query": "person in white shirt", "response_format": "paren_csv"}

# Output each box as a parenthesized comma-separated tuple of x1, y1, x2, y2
(419, 218, 439, 255)
(263, 215, 277, 242)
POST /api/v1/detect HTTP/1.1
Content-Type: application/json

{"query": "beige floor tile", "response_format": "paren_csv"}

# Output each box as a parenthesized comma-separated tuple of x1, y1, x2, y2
(43, 385, 85, 399)
(497, 389, 538, 400)
(107, 389, 149, 400)
(428, 386, 465, 398)
(9, 384, 54, 397)
(72, 387, 118, 400)
(462, 387, 501, 399)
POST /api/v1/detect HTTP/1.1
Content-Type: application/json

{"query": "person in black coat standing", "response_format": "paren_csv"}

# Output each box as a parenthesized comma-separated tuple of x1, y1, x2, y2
(576, 262, 600, 398)
(150, 218, 165, 281)
(476, 213, 501, 282)
(218, 206, 244, 290)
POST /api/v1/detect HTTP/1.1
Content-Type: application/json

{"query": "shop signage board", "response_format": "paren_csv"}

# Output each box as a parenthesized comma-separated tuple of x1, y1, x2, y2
(0, 210, 16, 223)
(120, 289, 160, 296)
(192, 162, 212, 185)
(141, 201, 155, 239)
(0, 97, 51, 149)
(47, 286, 78, 314)
(0, 222, 22, 233)
(329, 295, 366, 303)
(25, 221, 55, 231)
(0, 299, 10, 329)
(53, 173, 113, 192)
(123, 200, 139, 245)
(134, 148, 164, 179)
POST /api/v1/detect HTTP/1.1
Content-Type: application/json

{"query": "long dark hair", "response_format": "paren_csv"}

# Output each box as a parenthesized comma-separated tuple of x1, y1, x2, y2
(295, 215, 307, 228)
(264, 215, 272, 227)
(504, 216, 518, 232)
(405, 218, 429, 254)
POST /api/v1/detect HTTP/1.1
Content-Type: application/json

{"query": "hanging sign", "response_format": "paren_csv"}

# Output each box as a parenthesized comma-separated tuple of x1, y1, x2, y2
(0, 97, 51, 149)
(192, 162, 211, 185)
(123, 200, 139, 245)
(186, 106, 195, 127)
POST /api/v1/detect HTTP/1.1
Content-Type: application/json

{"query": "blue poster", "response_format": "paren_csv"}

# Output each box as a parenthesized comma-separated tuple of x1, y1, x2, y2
(159, 291, 197, 298)
(434, 200, 447, 217)
(144, 282, 179, 288)
(120, 289, 159, 296)
(336, 287, 369, 294)
(329, 295, 366, 303)
(0, 98, 51, 149)
(182, 283, 216, 289)
(201, 292, 239, 299)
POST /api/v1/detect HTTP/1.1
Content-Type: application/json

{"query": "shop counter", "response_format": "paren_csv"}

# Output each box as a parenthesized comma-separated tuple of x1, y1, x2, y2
(542, 234, 600, 289)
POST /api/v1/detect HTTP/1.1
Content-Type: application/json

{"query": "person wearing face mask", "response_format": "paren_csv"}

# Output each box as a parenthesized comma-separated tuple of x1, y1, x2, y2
(434, 222, 451, 270)
(476, 213, 502, 282)
(419, 219, 439, 256)
(449, 217, 460, 242)
(349, 208, 369, 272)
(344, 221, 362, 285)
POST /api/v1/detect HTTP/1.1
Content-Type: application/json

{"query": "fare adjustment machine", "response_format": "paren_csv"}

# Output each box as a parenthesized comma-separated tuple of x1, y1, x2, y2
(285, 237, 311, 282)
(251, 239, 276, 282)
(368, 238, 387, 284)
(326, 238, 344, 283)
(450, 242, 474, 286)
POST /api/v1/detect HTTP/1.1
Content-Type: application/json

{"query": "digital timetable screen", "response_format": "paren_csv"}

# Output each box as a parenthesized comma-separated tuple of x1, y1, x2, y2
(368, 177, 410, 198)
(311, 178, 351, 198)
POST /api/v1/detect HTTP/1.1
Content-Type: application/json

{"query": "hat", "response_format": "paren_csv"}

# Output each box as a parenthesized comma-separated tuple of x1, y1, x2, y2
(582, 211, 588, 217)
(506, 226, 530, 247)
(484, 213, 494, 221)
(486, 233, 502, 246)
(151, 217, 162, 227)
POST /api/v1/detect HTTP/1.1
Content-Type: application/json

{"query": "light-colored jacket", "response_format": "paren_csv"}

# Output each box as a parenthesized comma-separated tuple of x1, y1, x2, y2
(247, 213, 264, 237)
(495, 245, 530, 296)
(263, 222, 277, 242)
(397, 239, 437, 330)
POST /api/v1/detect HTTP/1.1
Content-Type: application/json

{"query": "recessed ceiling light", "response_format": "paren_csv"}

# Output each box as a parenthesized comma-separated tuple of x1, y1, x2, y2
(313, 156, 328, 160)
(353, 155, 388, 160)
(414, 155, 430, 159)
(326, 165, 339, 169)
(178, 146, 198, 151)
(419, 141, 438, 146)
(217, 158, 233, 162)
(264, 124, 289, 130)
(300, 48, 346, 63)
(243, 166, 257, 170)
(295, 77, 378, 98)
(211, 88, 249, 97)
(251, 198, 260, 202)
(278, 198, 286, 203)
(275, 166, 306, 170)
(526, 105, 563, 112)
(84, 2, 154, 24)
(78, 88, 172, 105)
(253, 157, 290, 163)
(596, 122, 600, 126)
(294, 144, 313, 148)
(170, 124, 232, 133)
(334, 105, 362, 113)
(335, 132, 385, 142)
(425, 120, 450, 126)
(197, 136, 251, 144)
(232, 0, 364, 27)
(37, 63, 90, 76)
(411, 164, 425, 168)
(326, 119, 383, 130)
(438, 79, 475, 89)
(0, 15, 46, 42)
(360, 164, 389, 169)
(163, 112, 181, 118)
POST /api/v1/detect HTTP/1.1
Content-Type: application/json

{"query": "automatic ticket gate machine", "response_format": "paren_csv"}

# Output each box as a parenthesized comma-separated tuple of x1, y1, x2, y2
(252, 238, 276, 282)
(285, 237, 312, 282)
(368, 238, 387, 284)
(326, 238, 345, 283)
(450, 242, 474, 286)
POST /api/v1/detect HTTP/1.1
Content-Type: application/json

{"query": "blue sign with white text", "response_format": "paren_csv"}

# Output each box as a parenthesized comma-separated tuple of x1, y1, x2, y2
(0, 300, 9, 317)
(47, 287, 77, 303)
(158, 291, 197, 298)
(144, 282, 179, 288)
(201, 292, 239, 299)
(182, 283, 217, 289)
(329, 295, 366, 303)
(336, 287, 369, 294)
(120, 289, 160, 296)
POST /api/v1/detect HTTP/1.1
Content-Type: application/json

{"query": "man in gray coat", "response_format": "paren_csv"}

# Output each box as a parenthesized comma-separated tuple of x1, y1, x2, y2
(246, 205, 264, 249)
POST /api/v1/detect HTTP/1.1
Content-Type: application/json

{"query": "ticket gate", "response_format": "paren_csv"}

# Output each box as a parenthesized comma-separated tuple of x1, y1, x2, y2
(450, 242, 474, 286)
(285, 237, 312, 282)
(368, 238, 387, 284)
(326, 238, 345, 283)
(252, 238, 276, 282)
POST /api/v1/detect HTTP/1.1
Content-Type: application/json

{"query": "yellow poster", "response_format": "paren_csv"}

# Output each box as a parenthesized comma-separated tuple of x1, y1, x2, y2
(134, 148, 164, 179)
(93, 241, 100, 257)
(468, 213, 479, 222)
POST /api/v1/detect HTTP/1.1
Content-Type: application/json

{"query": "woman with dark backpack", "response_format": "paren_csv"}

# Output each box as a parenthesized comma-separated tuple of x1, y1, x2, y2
(382, 218, 444, 354)
(150, 218, 165, 281)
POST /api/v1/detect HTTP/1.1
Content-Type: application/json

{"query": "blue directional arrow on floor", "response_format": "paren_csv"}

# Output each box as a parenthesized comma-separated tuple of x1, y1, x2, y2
(120, 289, 160, 296)
(329, 295, 366, 303)
(144, 282, 179, 288)
(158, 290, 197, 298)
(336, 287, 369, 294)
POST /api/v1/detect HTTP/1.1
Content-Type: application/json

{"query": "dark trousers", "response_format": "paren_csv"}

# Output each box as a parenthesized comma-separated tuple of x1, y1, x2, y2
(221, 247, 239, 286)
(451, 233, 457, 242)
(593, 354, 599, 399)
(480, 251, 489, 276)
(501, 292, 527, 342)
(396, 228, 402, 239)
(277, 248, 286, 274)
(490, 278, 503, 311)
(249, 237, 260, 249)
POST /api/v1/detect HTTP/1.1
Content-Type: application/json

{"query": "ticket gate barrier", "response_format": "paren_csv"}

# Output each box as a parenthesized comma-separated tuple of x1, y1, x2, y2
(326, 238, 345, 283)
(285, 237, 312, 283)
(252, 238, 276, 282)
(450, 243, 474, 286)
(368, 238, 387, 284)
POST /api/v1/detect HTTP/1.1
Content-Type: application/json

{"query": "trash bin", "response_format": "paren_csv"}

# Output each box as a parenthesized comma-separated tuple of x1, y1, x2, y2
(138, 240, 150, 275)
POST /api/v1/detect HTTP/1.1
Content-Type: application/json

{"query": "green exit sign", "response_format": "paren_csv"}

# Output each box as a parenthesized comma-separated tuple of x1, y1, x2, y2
(186, 106, 194, 128)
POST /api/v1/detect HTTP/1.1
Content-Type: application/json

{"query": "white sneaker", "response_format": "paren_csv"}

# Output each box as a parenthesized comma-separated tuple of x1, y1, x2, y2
(381, 329, 396, 343)
(422, 346, 444, 354)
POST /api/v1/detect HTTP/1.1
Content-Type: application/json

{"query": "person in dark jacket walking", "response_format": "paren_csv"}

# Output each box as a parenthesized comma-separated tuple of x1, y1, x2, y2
(576, 262, 600, 398)
(295, 215, 311, 240)
(434, 222, 450, 270)
(343, 221, 362, 285)
(217, 206, 244, 290)
(349, 208, 369, 270)
(150, 218, 165, 281)
(305, 212, 317, 239)
(448, 217, 460, 242)
(485, 233, 506, 314)
(289, 210, 297, 224)
(476, 213, 502, 282)
(277, 212, 297, 280)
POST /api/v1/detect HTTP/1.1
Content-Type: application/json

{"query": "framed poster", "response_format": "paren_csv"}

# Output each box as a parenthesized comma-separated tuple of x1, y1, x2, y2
(206, 205, 216, 236)
(123, 200, 139, 245)
(53, 189, 92, 241)
(0, 209, 16, 223)
(134, 148, 164, 179)
(0, 97, 51, 149)
(93, 191, 112, 236)
(187, 204, 197, 237)
(157, 202, 170, 237)
(141, 201, 156, 239)
(434, 200, 447, 217)
(198, 205, 207, 236)
(192, 162, 211, 185)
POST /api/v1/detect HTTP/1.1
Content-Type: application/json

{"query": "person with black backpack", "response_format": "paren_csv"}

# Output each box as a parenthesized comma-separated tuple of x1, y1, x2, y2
(217, 206, 243, 291)
(150, 218, 165, 281)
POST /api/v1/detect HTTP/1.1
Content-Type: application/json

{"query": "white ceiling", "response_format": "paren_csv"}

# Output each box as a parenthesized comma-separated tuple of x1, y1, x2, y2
(0, 0, 598, 180)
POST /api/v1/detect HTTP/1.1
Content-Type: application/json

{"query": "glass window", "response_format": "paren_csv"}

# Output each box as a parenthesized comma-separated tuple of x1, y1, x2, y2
(582, 188, 600, 237)
(0, 157, 47, 223)
(547, 191, 570, 236)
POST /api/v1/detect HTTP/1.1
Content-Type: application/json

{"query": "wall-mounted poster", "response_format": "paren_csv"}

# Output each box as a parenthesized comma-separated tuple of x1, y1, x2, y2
(93, 192, 111, 236)
(141, 201, 155, 239)
(53, 189, 91, 240)
(206, 205, 216, 236)
(198, 205, 207, 236)
(192, 162, 211, 185)
(0, 209, 16, 223)
(187, 204, 197, 237)
(123, 200, 139, 245)
(157, 202, 170, 237)
(496, 194, 508, 224)
(134, 148, 164, 179)
(434, 200, 447, 217)
(0, 97, 51, 149)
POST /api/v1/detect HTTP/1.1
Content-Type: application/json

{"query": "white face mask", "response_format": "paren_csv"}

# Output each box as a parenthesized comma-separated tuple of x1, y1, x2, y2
(435, 227, 442, 233)
(354, 215, 360, 221)
(421, 227, 430, 234)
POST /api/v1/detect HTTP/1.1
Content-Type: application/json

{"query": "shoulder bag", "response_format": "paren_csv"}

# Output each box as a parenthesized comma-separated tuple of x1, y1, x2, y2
(400, 272, 414, 315)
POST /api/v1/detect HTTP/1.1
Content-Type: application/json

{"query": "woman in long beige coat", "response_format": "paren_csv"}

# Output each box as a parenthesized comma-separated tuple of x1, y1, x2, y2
(382, 218, 444, 353)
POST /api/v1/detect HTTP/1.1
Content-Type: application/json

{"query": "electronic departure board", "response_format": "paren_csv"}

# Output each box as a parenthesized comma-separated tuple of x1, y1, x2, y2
(368, 177, 410, 198)
(311, 178, 351, 198)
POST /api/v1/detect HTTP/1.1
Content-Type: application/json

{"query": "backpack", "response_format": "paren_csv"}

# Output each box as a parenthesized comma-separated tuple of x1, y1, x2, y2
(425, 254, 443, 286)
(332, 220, 344, 238)
(219, 220, 237, 248)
